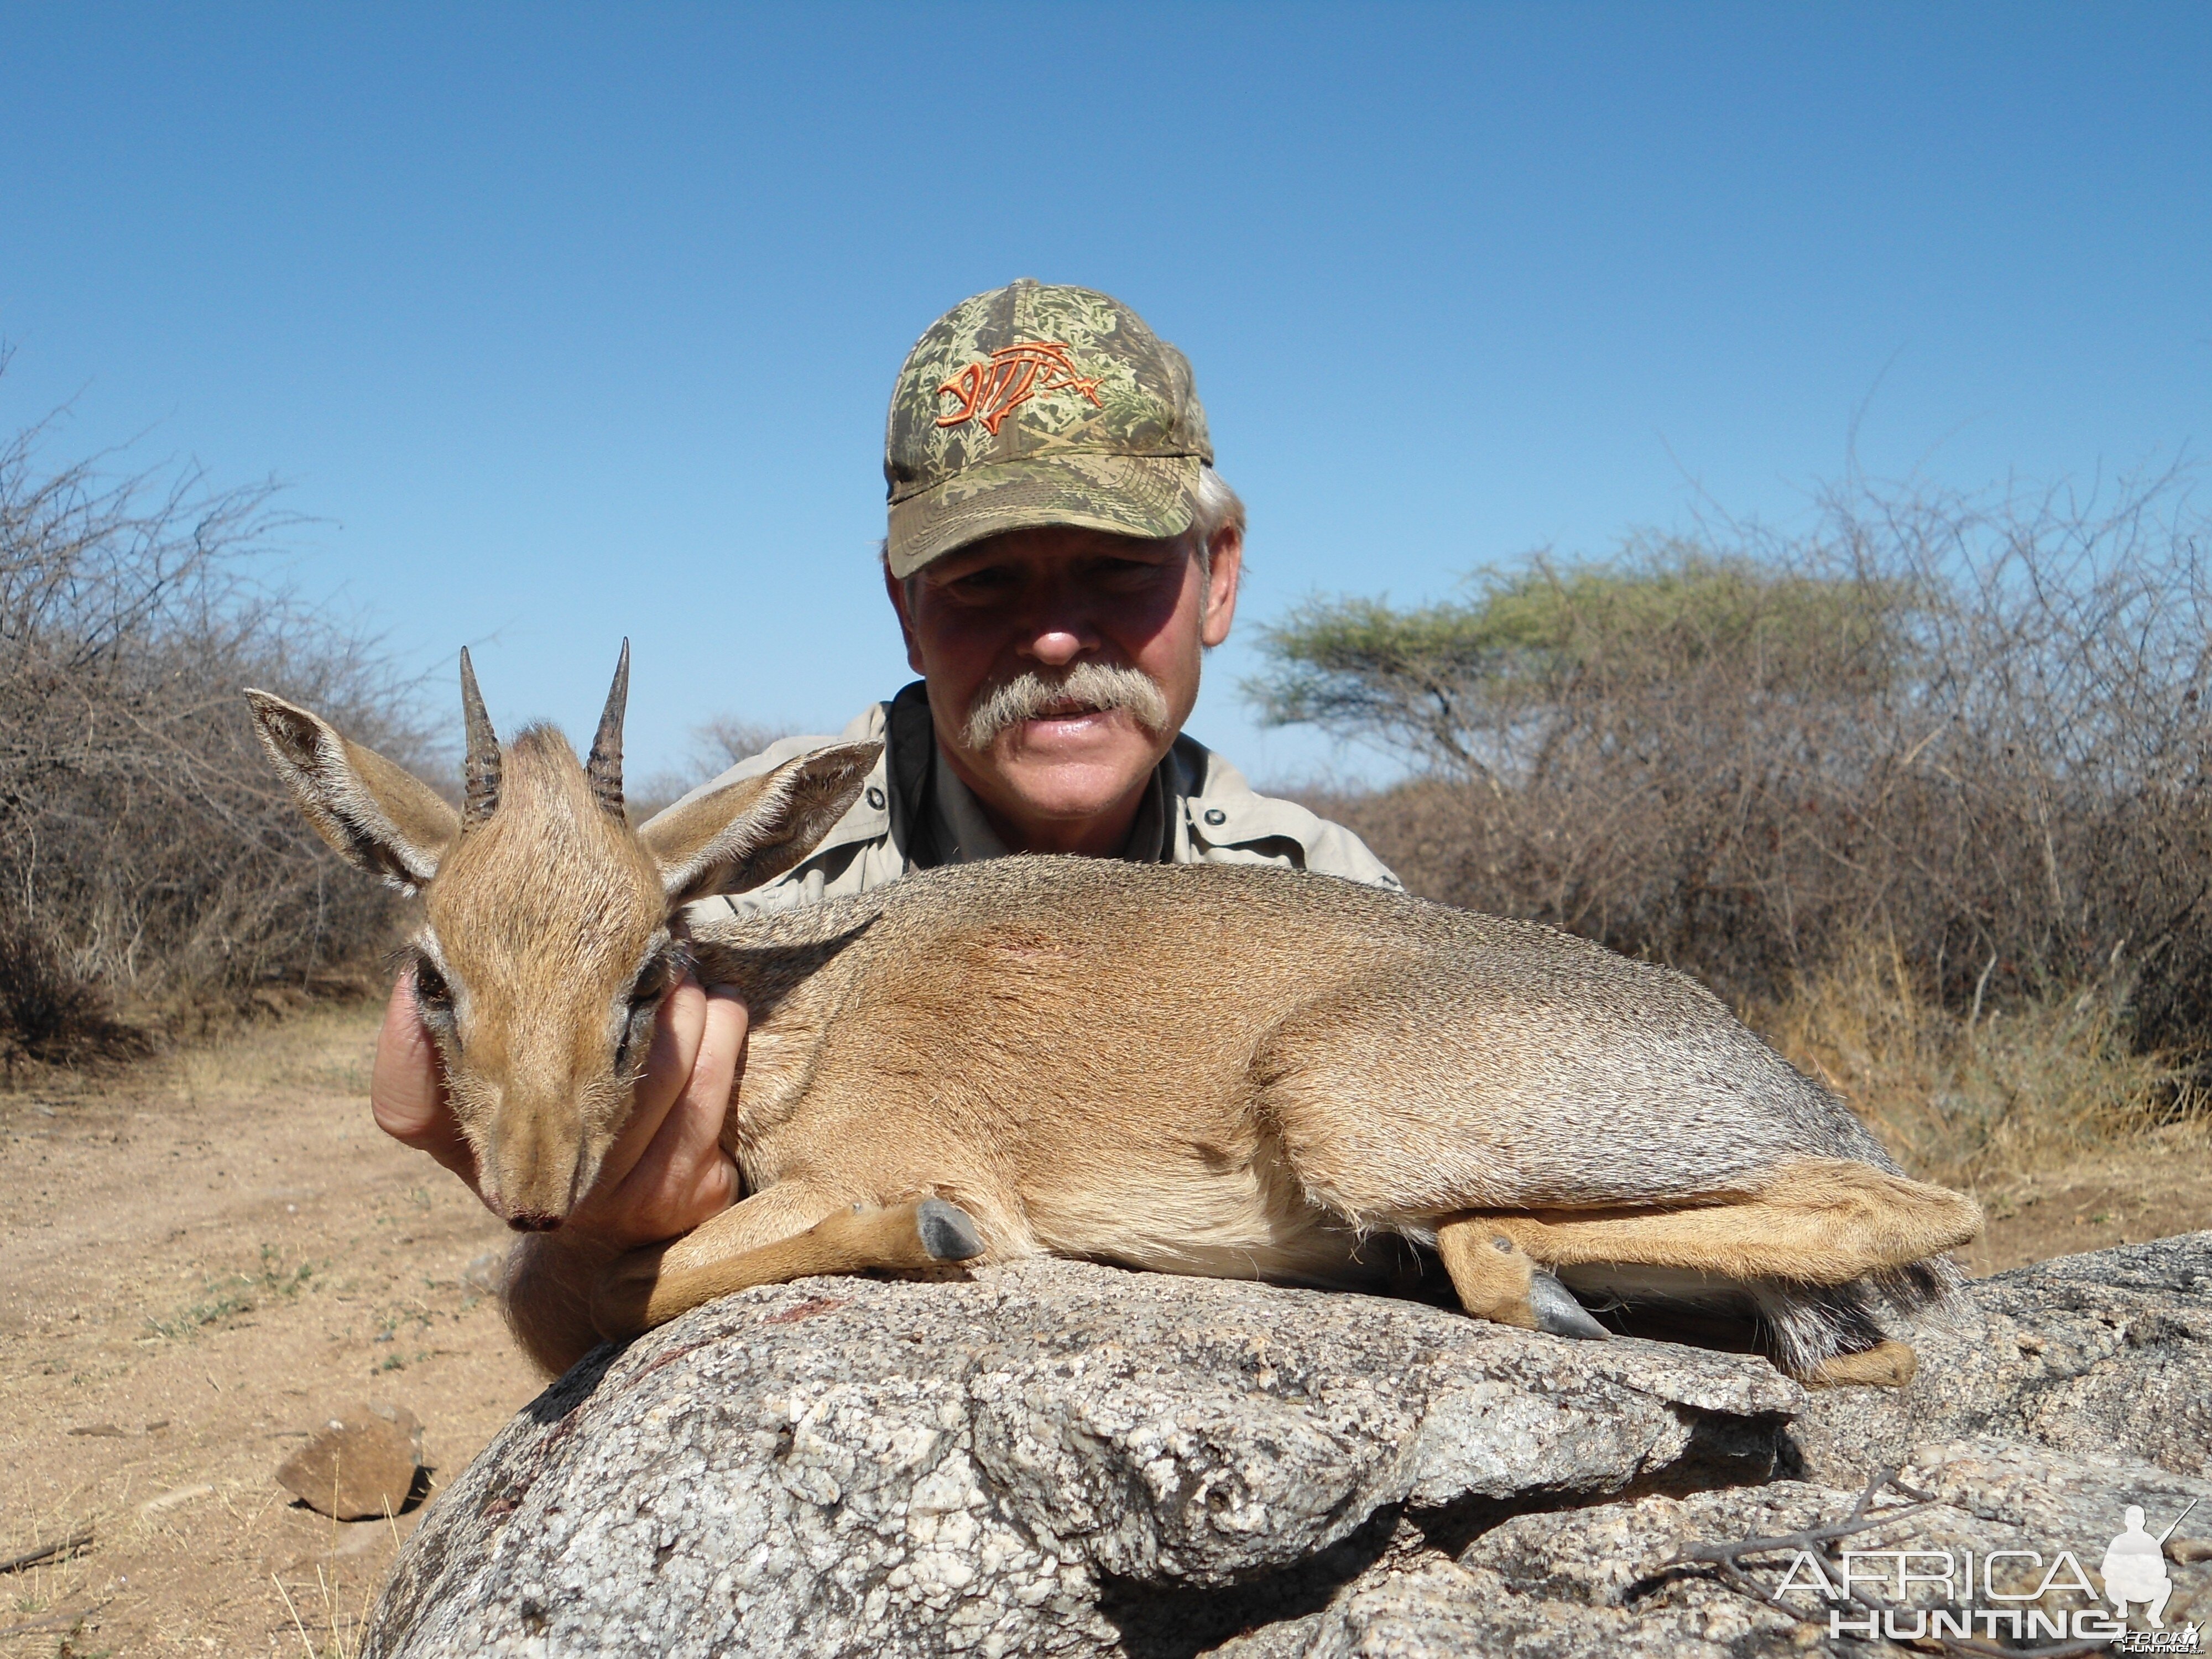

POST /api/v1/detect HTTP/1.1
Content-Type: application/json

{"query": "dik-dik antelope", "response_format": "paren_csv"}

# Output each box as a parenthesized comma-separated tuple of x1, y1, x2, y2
(246, 648, 1981, 1387)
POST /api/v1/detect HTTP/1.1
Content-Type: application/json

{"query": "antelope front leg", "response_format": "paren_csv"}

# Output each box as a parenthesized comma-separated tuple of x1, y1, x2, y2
(591, 1187, 984, 1339)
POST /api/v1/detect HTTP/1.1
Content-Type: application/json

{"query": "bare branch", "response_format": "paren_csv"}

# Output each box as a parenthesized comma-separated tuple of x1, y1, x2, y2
(0, 366, 440, 1058)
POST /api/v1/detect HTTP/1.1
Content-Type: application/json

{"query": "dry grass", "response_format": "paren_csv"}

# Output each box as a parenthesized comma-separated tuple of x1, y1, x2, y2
(1271, 469, 2212, 1053)
(270, 1546, 388, 1659)
(1750, 933, 2212, 1188)
(165, 1002, 382, 1108)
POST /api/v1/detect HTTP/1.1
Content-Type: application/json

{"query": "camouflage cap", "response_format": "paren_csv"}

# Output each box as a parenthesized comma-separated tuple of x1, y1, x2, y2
(883, 279, 1214, 578)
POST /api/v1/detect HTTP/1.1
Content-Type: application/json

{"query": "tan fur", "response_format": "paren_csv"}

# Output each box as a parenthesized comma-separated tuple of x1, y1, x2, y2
(1436, 1221, 1541, 1329)
(1466, 1159, 1984, 1287)
(596, 1201, 964, 1332)
(247, 672, 1984, 1386)
(419, 730, 668, 1219)
(1805, 1339, 1918, 1389)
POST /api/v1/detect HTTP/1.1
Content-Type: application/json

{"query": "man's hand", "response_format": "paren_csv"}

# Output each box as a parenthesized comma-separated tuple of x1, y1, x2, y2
(367, 969, 746, 1253)
(562, 978, 747, 1253)
(369, 975, 478, 1182)
(368, 967, 747, 1376)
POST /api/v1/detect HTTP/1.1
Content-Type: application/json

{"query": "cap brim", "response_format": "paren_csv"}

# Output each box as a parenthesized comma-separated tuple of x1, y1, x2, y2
(886, 453, 1200, 578)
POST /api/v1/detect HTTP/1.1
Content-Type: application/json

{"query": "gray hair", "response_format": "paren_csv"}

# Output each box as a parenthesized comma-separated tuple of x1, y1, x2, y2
(961, 660, 1171, 749)
(1190, 467, 1245, 575)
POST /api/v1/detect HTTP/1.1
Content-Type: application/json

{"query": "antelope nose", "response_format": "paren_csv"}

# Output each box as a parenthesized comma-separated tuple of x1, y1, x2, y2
(507, 1212, 563, 1234)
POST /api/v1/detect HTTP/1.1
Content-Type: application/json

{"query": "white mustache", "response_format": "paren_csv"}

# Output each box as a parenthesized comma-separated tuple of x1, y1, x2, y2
(961, 662, 1172, 750)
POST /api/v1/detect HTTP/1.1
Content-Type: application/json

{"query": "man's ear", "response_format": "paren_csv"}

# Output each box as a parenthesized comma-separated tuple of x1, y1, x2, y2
(882, 556, 926, 676)
(638, 741, 883, 905)
(244, 690, 461, 894)
(1201, 521, 1243, 649)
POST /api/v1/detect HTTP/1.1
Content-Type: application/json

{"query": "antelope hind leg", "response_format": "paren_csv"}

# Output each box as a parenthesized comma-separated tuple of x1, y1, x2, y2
(1467, 1160, 1980, 1386)
(1486, 1159, 1981, 1284)
(1803, 1339, 1918, 1389)
(1436, 1218, 1610, 1340)
(592, 1196, 984, 1339)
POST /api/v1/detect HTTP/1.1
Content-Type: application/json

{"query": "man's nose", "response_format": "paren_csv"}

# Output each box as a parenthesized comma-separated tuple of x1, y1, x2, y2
(1022, 625, 1089, 667)
(1009, 569, 1104, 666)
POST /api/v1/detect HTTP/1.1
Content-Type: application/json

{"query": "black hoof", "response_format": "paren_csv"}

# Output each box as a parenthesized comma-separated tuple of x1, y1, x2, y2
(1530, 1270, 1609, 1340)
(917, 1198, 984, 1262)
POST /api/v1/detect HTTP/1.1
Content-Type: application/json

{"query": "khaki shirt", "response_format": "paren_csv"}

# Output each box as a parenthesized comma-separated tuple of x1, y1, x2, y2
(687, 681, 1400, 920)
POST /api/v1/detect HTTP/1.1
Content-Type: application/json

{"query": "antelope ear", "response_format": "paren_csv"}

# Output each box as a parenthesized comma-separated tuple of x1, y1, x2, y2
(245, 690, 461, 894)
(639, 742, 881, 905)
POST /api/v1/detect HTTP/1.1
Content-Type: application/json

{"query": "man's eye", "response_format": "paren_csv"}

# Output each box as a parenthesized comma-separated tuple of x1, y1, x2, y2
(944, 566, 1018, 599)
(1085, 556, 1168, 589)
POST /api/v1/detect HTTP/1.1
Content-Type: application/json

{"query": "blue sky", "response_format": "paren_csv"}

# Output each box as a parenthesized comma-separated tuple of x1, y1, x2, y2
(4, 3, 2207, 785)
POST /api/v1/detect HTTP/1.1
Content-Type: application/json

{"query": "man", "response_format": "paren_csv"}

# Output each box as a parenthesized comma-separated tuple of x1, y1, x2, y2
(2101, 1505, 2177, 1628)
(371, 280, 1397, 1370)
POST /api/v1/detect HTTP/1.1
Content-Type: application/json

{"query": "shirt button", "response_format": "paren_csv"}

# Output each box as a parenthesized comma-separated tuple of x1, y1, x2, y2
(865, 786, 886, 810)
(1203, 807, 1227, 827)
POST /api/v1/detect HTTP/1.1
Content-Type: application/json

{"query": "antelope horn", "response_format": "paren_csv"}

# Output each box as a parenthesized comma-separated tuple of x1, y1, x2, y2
(585, 638, 630, 817)
(460, 646, 502, 828)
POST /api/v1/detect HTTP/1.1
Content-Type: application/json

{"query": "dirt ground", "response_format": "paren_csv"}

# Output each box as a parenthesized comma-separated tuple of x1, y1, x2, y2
(1, 1008, 538, 1657)
(1965, 1131, 2212, 1276)
(3, 1006, 2209, 1657)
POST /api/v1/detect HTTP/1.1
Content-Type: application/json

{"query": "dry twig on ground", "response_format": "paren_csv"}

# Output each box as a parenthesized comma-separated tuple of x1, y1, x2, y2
(0, 1527, 93, 1574)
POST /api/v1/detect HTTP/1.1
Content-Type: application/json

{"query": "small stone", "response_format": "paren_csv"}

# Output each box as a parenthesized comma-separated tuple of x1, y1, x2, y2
(276, 1401, 424, 1520)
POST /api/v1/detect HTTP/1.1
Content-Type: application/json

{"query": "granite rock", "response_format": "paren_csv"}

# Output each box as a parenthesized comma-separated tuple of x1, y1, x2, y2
(1281, 1448, 2211, 1659)
(364, 1232, 2212, 1658)
(1787, 1230, 2212, 1483)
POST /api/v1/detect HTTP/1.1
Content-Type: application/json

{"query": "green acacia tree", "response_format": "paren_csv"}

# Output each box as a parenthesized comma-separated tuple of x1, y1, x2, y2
(1248, 547, 1917, 783)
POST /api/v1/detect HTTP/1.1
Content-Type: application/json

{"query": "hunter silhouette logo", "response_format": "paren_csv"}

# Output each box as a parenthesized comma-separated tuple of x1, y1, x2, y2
(1765, 1494, 2204, 1650)
(935, 342, 1104, 435)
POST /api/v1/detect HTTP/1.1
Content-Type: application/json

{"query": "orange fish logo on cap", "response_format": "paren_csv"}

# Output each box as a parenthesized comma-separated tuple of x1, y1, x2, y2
(935, 342, 1103, 435)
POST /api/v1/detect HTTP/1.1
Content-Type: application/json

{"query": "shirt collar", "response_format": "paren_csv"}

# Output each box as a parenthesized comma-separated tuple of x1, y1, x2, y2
(927, 761, 1014, 864)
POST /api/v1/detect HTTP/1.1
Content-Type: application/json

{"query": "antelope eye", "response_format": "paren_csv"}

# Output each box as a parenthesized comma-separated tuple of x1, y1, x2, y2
(413, 960, 453, 1013)
(614, 992, 660, 1076)
(628, 954, 675, 1010)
